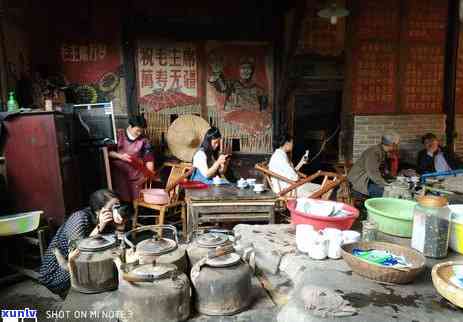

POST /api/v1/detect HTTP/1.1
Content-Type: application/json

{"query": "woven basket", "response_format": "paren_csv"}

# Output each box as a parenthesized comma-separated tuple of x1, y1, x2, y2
(432, 261, 463, 308)
(341, 241, 426, 284)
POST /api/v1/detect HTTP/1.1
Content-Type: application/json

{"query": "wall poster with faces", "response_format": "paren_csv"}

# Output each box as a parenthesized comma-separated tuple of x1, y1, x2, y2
(206, 42, 273, 153)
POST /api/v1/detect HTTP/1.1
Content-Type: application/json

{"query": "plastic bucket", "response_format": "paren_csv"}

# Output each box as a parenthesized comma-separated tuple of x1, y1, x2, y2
(365, 198, 416, 237)
(449, 205, 463, 254)
(287, 199, 359, 230)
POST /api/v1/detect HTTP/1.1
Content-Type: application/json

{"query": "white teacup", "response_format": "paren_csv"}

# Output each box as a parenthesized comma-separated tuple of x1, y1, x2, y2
(342, 230, 361, 245)
(296, 224, 314, 253)
(213, 176, 221, 185)
(246, 178, 256, 186)
(253, 183, 264, 192)
(237, 178, 247, 187)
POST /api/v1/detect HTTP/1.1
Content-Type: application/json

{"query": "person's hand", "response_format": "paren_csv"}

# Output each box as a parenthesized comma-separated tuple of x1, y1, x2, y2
(97, 208, 114, 232)
(68, 248, 80, 262)
(118, 153, 132, 163)
(67, 248, 80, 273)
(217, 154, 228, 165)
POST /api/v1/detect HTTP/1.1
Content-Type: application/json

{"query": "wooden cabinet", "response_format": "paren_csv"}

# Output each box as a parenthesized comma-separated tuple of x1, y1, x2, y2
(4, 112, 81, 227)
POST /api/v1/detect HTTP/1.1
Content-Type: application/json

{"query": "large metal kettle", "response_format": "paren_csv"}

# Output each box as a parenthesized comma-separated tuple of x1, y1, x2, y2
(124, 225, 188, 273)
(69, 235, 118, 294)
(190, 245, 252, 316)
(186, 229, 233, 266)
(118, 261, 191, 322)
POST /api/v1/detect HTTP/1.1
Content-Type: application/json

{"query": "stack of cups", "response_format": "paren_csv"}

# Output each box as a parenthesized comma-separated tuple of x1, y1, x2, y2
(296, 224, 314, 253)
(296, 224, 329, 260)
(308, 233, 329, 260)
(296, 225, 362, 261)
(324, 228, 343, 259)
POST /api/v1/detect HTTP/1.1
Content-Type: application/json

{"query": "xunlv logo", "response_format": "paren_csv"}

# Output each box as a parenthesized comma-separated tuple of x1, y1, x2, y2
(1, 308, 37, 321)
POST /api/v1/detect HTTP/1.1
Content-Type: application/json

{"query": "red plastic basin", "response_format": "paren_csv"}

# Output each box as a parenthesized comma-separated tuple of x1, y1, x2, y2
(287, 199, 359, 230)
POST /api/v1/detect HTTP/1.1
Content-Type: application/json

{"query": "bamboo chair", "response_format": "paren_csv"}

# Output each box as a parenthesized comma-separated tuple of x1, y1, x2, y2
(255, 161, 345, 201)
(333, 161, 354, 206)
(132, 164, 193, 238)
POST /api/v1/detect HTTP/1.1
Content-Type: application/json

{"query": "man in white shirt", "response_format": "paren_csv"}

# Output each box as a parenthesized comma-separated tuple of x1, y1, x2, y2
(268, 133, 320, 197)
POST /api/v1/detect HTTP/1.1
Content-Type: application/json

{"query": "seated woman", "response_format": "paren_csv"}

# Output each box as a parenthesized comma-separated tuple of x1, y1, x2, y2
(38, 189, 125, 296)
(191, 127, 229, 184)
(109, 115, 155, 203)
(268, 133, 319, 197)
(417, 133, 458, 174)
(348, 132, 400, 198)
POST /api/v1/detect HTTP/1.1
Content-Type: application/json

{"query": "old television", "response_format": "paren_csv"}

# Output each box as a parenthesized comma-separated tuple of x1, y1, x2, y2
(73, 102, 117, 145)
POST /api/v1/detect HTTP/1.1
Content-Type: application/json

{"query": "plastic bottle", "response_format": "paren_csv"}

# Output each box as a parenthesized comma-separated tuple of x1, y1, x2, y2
(7, 91, 19, 112)
(411, 195, 450, 258)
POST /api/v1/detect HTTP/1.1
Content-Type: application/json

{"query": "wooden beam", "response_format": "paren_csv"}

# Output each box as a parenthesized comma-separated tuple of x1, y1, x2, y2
(444, 0, 460, 152)
(0, 0, 8, 107)
(121, 1, 138, 117)
(278, 0, 307, 114)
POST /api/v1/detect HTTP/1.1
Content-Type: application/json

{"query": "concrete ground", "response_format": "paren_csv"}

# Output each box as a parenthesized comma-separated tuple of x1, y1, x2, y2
(0, 277, 63, 321)
(1, 237, 463, 322)
(2, 256, 462, 322)
(271, 252, 463, 322)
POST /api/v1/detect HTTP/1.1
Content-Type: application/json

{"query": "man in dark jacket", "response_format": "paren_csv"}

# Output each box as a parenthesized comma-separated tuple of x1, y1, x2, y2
(417, 133, 459, 174)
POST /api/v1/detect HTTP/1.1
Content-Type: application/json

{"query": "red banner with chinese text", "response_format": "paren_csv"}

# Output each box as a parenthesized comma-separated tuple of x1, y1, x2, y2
(136, 40, 199, 112)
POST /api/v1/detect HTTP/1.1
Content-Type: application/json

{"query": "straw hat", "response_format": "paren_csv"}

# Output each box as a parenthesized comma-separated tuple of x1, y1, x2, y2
(167, 115, 210, 162)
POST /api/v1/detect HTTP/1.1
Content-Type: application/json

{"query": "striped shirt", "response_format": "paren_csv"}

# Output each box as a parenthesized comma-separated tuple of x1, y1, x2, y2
(38, 208, 94, 294)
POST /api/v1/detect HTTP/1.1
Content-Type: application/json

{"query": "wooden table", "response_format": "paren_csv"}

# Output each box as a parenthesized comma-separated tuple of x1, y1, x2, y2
(185, 185, 277, 241)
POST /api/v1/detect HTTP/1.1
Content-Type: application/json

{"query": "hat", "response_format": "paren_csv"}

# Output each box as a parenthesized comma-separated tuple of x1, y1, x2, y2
(381, 132, 400, 145)
(167, 115, 210, 162)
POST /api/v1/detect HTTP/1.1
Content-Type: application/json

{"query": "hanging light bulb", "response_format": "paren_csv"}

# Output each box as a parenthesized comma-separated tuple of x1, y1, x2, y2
(318, 2, 349, 25)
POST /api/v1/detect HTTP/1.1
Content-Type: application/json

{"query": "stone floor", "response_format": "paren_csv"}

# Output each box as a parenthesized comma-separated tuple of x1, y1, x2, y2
(269, 252, 463, 322)
(0, 277, 62, 321)
(1, 227, 463, 322)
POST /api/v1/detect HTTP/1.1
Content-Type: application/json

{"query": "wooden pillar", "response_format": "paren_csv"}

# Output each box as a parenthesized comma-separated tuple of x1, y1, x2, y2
(121, 1, 138, 117)
(277, 0, 307, 138)
(444, 0, 460, 152)
(0, 0, 7, 108)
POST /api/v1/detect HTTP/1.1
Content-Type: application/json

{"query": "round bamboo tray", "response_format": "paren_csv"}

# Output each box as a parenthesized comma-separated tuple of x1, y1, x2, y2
(341, 241, 426, 284)
(432, 261, 463, 308)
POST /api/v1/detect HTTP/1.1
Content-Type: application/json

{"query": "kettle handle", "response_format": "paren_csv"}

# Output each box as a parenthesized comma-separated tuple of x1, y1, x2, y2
(193, 228, 233, 239)
(155, 224, 179, 244)
(122, 263, 178, 283)
(123, 225, 179, 249)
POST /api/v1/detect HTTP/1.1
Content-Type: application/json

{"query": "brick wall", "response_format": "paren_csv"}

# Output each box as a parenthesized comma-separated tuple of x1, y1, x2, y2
(456, 115, 463, 158)
(353, 114, 446, 165)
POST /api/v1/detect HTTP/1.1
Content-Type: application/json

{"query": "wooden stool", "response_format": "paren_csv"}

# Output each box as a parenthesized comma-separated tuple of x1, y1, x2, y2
(132, 163, 192, 239)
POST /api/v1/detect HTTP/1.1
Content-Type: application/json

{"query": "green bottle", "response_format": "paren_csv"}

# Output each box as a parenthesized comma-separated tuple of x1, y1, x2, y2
(7, 91, 19, 112)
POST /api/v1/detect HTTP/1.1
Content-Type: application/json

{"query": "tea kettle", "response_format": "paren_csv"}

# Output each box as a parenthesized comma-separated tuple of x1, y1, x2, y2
(118, 260, 191, 322)
(186, 229, 233, 265)
(69, 235, 118, 294)
(190, 244, 252, 316)
(123, 225, 188, 273)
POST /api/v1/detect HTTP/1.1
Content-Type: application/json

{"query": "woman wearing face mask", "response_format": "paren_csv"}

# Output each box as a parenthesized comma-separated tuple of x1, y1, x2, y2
(109, 115, 154, 203)
(191, 127, 229, 184)
(38, 189, 125, 296)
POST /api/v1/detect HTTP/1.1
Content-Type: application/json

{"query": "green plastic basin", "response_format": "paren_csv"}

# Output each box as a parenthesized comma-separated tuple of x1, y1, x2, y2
(365, 198, 417, 237)
(0, 211, 42, 236)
